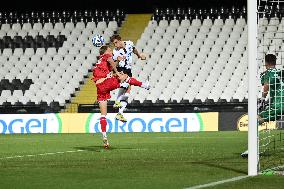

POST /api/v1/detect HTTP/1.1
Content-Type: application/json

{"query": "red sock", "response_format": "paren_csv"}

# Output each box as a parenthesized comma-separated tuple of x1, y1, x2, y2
(126, 77, 142, 86)
(100, 117, 107, 132)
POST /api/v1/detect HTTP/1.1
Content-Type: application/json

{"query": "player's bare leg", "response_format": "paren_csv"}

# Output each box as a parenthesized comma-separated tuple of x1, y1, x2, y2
(99, 100, 109, 149)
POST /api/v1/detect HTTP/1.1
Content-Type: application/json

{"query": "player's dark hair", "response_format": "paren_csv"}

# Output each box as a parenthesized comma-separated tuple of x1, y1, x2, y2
(265, 54, 276, 65)
(99, 45, 109, 55)
(110, 34, 121, 42)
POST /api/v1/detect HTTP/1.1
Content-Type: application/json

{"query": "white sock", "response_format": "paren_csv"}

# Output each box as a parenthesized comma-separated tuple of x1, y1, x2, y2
(102, 132, 107, 138)
(118, 93, 129, 114)
(119, 82, 129, 89)
(119, 101, 128, 114)
(120, 93, 130, 101)
(115, 88, 126, 102)
(141, 82, 149, 89)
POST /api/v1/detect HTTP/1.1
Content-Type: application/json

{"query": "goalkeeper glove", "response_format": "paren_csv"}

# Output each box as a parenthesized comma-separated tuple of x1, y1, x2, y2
(257, 97, 265, 112)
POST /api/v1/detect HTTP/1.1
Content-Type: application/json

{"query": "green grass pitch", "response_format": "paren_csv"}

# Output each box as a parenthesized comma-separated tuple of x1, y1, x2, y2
(0, 132, 283, 189)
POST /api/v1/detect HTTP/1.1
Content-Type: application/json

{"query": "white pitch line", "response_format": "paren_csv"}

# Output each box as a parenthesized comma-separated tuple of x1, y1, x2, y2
(184, 175, 250, 189)
(0, 150, 85, 160)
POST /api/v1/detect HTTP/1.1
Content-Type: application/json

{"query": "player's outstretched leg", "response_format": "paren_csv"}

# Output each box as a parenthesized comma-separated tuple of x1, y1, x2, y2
(114, 75, 150, 123)
(125, 77, 150, 90)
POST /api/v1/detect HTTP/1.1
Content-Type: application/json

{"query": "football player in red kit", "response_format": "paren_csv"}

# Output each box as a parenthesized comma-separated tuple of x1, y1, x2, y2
(93, 45, 150, 148)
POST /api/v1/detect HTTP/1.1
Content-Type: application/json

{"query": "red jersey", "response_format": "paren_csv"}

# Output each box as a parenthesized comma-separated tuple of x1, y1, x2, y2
(92, 53, 112, 82)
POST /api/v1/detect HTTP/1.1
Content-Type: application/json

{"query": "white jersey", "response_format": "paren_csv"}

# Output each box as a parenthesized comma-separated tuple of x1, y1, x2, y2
(112, 40, 134, 69)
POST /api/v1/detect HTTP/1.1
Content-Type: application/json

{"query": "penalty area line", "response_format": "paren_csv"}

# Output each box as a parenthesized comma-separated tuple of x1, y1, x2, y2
(184, 175, 250, 189)
(0, 150, 86, 160)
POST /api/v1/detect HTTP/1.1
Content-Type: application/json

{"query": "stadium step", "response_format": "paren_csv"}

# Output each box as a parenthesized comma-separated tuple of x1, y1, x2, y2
(64, 74, 97, 113)
(119, 14, 152, 44)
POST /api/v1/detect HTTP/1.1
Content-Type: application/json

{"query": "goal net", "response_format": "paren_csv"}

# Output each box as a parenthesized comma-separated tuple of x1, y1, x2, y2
(257, 0, 284, 175)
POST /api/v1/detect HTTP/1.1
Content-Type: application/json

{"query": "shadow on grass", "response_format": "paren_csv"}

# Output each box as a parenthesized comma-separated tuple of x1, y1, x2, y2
(192, 161, 247, 175)
(192, 155, 247, 175)
(74, 147, 247, 174)
(74, 146, 103, 152)
(74, 146, 136, 152)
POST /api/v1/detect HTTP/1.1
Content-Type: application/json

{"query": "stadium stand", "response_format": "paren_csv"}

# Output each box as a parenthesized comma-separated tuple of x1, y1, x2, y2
(1, 6, 283, 113)
(0, 10, 125, 113)
(130, 7, 283, 105)
(131, 7, 248, 103)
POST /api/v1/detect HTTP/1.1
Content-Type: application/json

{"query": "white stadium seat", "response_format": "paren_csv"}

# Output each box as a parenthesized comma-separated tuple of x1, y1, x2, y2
(86, 22, 97, 30)
(28, 30, 39, 37)
(0, 30, 6, 38)
(97, 21, 107, 30)
(76, 22, 85, 30)
(39, 30, 49, 37)
(33, 23, 43, 31)
(50, 29, 60, 36)
(65, 22, 75, 30)
(17, 30, 28, 37)
(43, 23, 54, 31)
(54, 23, 64, 31)
(1, 24, 11, 32)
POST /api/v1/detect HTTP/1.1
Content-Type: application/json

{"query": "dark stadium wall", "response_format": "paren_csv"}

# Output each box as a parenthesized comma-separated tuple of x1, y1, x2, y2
(2, 0, 246, 13)
(218, 112, 247, 131)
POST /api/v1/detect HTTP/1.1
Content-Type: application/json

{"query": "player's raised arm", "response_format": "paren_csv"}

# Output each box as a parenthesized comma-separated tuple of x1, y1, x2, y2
(260, 73, 269, 98)
(262, 83, 269, 98)
(117, 56, 126, 62)
(133, 47, 146, 60)
(259, 71, 269, 110)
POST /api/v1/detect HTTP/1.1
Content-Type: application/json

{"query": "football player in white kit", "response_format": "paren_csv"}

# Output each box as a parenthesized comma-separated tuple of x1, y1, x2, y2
(110, 34, 146, 122)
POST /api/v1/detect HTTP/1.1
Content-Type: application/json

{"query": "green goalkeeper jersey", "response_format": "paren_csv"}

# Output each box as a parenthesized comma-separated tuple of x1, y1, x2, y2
(261, 68, 284, 103)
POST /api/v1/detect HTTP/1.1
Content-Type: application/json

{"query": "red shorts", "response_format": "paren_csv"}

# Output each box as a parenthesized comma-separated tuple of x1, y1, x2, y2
(96, 77, 120, 102)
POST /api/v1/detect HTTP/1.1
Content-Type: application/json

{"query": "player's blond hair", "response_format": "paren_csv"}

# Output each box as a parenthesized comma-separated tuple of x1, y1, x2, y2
(99, 45, 109, 55)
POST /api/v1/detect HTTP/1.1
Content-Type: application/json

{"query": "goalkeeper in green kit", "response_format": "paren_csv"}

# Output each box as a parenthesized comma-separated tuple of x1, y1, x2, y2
(258, 54, 284, 124)
(241, 54, 283, 157)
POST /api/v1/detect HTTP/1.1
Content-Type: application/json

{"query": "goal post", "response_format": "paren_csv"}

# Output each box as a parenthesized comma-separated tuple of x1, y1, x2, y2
(248, 0, 259, 176)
